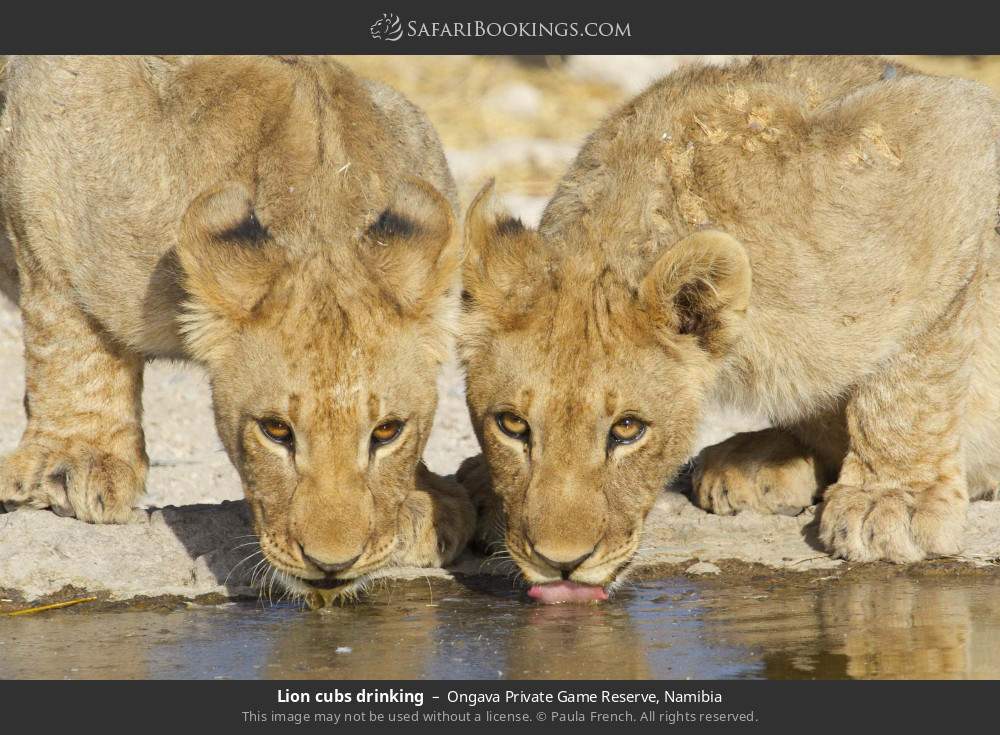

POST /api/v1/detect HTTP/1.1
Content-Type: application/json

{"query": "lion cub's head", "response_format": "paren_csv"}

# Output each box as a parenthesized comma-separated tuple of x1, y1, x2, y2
(460, 183, 751, 594)
(176, 176, 457, 601)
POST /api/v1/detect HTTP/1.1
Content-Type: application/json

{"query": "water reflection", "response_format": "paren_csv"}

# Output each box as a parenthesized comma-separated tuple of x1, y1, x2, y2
(701, 576, 1000, 679)
(2, 575, 999, 679)
(259, 580, 688, 679)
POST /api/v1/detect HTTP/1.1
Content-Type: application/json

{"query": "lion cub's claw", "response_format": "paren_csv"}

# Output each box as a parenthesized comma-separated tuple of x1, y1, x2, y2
(691, 430, 823, 517)
(393, 467, 476, 568)
(0, 442, 144, 524)
(819, 483, 965, 563)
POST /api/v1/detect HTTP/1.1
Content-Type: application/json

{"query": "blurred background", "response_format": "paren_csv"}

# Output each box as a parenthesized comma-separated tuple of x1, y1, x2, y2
(336, 55, 1000, 225)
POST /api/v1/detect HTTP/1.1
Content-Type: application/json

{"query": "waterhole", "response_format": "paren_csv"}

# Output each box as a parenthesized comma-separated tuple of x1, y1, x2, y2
(2, 574, 999, 679)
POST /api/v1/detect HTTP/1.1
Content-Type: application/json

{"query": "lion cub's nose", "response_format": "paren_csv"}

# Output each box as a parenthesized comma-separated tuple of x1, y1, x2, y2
(531, 545, 595, 578)
(302, 551, 361, 575)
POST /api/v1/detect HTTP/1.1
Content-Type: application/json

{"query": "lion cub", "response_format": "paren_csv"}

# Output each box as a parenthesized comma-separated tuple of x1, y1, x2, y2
(0, 56, 473, 603)
(459, 55, 1000, 597)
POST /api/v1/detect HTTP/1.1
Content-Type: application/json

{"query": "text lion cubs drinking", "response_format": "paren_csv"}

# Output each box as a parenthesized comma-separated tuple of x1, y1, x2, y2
(459, 56, 1000, 602)
(0, 56, 473, 605)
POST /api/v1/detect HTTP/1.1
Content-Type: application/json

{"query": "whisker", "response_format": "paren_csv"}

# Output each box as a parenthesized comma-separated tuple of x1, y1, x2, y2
(250, 558, 270, 596)
(229, 541, 263, 553)
(266, 567, 278, 606)
(224, 550, 263, 587)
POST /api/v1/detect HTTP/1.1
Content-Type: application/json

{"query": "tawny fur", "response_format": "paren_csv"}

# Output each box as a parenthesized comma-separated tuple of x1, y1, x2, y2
(0, 56, 474, 600)
(459, 55, 1000, 583)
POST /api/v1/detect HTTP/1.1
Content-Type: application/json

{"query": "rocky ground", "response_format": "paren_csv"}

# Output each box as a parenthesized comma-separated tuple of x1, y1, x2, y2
(5, 484, 1000, 606)
(3, 55, 1000, 606)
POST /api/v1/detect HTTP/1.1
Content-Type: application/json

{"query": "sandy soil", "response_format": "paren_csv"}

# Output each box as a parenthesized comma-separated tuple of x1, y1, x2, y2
(4, 487, 1000, 606)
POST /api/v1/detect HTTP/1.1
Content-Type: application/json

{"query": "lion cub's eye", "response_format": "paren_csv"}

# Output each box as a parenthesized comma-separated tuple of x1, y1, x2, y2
(609, 417, 646, 445)
(259, 418, 294, 447)
(371, 420, 404, 446)
(496, 412, 530, 441)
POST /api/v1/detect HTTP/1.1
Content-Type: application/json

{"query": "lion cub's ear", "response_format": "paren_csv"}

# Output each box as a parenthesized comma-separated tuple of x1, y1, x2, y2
(358, 177, 457, 317)
(462, 179, 547, 321)
(639, 230, 752, 356)
(177, 182, 285, 325)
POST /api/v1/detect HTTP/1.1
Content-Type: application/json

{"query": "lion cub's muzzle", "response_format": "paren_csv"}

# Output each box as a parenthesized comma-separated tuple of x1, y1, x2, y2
(296, 538, 381, 583)
(509, 527, 641, 603)
(301, 549, 362, 577)
(297, 550, 361, 589)
(255, 518, 387, 606)
(268, 539, 388, 610)
(528, 542, 597, 580)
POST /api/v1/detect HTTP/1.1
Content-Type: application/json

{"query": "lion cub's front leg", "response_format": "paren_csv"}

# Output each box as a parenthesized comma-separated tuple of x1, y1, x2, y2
(0, 270, 147, 523)
(392, 464, 476, 567)
(692, 428, 831, 516)
(819, 304, 972, 562)
(455, 454, 505, 554)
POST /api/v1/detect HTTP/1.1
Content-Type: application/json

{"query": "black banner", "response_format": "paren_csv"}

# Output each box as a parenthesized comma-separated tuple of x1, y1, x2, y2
(0, 679, 987, 732)
(0, 1, 998, 54)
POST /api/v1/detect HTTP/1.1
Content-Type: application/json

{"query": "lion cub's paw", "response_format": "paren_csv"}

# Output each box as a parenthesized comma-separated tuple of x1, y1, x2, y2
(455, 454, 505, 553)
(691, 429, 824, 517)
(819, 483, 966, 563)
(0, 441, 145, 523)
(394, 468, 476, 568)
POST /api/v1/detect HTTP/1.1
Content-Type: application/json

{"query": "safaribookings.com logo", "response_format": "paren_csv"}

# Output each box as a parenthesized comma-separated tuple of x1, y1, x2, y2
(370, 13, 404, 41)
(369, 13, 631, 42)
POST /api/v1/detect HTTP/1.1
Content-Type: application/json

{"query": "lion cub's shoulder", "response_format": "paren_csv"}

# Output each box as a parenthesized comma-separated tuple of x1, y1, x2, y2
(542, 56, 998, 241)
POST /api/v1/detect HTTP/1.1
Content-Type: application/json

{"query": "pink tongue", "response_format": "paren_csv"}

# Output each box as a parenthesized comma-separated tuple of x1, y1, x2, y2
(527, 581, 609, 604)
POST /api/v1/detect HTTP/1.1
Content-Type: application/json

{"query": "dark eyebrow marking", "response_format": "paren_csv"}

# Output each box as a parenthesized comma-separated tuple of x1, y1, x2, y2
(367, 209, 420, 240)
(496, 216, 525, 236)
(218, 211, 270, 245)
